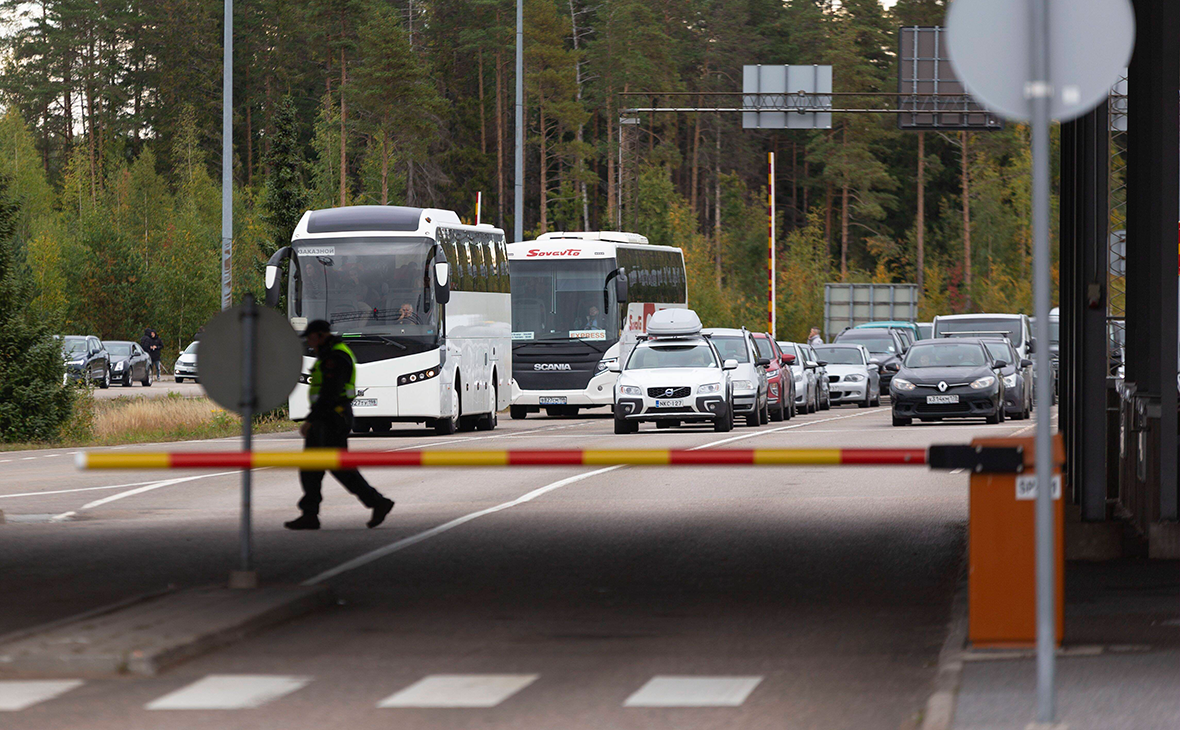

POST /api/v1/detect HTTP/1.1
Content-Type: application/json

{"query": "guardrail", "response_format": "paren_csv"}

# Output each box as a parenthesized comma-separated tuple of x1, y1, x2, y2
(76, 445, 1024, 472)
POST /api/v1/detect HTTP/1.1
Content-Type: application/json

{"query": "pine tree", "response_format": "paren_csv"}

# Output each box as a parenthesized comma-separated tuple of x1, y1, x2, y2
(260, 96, 309, 257)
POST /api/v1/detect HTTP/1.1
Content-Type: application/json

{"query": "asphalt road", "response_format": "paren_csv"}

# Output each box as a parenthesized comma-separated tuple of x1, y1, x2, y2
(0, 403, 1045, 729)
(90, 378, 205, 400)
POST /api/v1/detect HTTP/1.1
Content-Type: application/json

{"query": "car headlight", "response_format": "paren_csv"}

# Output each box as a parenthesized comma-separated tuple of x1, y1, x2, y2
(596, 357, 618, 373)
(971, 375, 997, 390)
(69, 359, 83, 366)
(113, 361, 124, 371)
(1003, 374, 1018, 388)
(731, 380, 753, 391)
(844, 374, 865, 382)
(619, 384, 642, 397)
(699, 382, 721, 394)
(892, 377, 916, 391)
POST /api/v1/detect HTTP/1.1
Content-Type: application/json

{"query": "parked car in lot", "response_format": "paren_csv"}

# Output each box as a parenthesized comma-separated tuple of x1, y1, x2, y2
(59, 335, 110, 388)
(103, 340, 153, 387)
(833, 328, 904, 395)
(979, 337, 1032, 420)
(174, 341, 199, 383)
(702, 327, 770, 427)
(855, 320, 921, 349)
(812, 344, 880, 408)
(612, 309, 736, 433)
(781, 341, 820, 414)
(751, 332, 794, 421)
(917, 322, 933, 340)
(889, 338, 1007, 426)
(803, 343, 832, 409)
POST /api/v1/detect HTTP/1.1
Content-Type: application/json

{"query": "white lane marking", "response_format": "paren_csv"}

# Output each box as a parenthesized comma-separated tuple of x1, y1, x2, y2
(0, 479, 164, 500)
(0, 459, 10, 463)
(0, 680, 84, 711)
(302, 465, 624, 586)
(20, 457, 36, 461)
(623, 676, 763, 707)
(50, 471, 239, 521)
(145, 674, 311, 710)
(378, 674, 539, 708)
(689, 409, 878, 450)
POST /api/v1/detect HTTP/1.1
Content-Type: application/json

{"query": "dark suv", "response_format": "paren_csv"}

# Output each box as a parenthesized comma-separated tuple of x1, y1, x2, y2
(60, 335, 110, 388)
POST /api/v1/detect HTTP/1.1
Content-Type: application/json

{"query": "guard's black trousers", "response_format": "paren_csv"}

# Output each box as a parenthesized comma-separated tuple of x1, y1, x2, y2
(298, 416, 385, 516)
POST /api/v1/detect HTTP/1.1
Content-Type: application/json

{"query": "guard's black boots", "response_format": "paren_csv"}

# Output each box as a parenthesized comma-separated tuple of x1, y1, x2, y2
(284, 514, 320, 530)
(367, 499, 395, 529)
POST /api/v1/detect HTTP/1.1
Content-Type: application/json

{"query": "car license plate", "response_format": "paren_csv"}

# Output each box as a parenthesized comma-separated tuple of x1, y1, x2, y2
(352, 398, 377, 407)
(926, 395, 959, 404)
(655, 399, 684, 408)
(539, 396, 567, 405)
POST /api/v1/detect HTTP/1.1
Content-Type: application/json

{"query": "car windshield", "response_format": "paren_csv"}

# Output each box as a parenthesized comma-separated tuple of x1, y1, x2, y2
(184, 342, 198, 355)
(627, 343, 718, 370)
(813, 347, 864, 365)
(1048, 319, 1059, 346)
(752, 337, 775, 360)
(935, 317, 1023, 346)
(62, 337, 86, 355)
(836, 334, 896, 355)
(904, 343, 988, 368)
(983, 341, 1013, 361)
(509, 258, 619, 343)
(709, 335, 750, 363)
(106, 343, 132, 356)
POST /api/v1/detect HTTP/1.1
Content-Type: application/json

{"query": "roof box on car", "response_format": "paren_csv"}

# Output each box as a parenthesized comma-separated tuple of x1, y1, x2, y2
(646, 308, 703, 338)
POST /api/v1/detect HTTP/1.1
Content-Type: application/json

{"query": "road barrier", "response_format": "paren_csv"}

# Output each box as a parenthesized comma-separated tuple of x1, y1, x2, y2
(75, 445, 1024, 471)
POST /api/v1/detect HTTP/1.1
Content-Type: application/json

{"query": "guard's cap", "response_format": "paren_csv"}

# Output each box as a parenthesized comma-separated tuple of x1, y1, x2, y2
(302, 319, 333, 337)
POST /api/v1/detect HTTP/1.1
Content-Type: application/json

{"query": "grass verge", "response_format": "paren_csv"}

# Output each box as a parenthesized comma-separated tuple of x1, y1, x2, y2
(0, 392, 296, 451)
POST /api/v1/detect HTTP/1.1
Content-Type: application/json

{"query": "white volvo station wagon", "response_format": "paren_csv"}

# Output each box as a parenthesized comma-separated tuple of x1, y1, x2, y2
(611, 309, 738, 433)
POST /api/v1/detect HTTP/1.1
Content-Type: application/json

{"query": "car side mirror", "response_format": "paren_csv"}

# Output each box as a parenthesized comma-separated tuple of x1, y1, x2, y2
(756, 357, 771, 368)
(867, 363, 880, 371)
(817, 360, 828, 367)
(434, 262, 451, 305)
(868, 358, 880, 366)
(1027, 338, 1036, 354)
(608, 361, 621, 373)
(806, 360, 819, 370)
(994, 360, 1008, 369)
(1021, 358, 1033, 368)
(723, 358, 739, 371)
(782, 353, 796, 364)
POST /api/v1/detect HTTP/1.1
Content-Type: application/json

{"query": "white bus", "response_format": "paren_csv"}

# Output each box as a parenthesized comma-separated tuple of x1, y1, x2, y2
(264, 206, 511, 435)
(506, 232, 687, 418)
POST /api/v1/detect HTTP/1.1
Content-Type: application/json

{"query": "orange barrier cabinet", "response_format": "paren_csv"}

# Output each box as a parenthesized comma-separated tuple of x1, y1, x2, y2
(968, 435, 1065, 647)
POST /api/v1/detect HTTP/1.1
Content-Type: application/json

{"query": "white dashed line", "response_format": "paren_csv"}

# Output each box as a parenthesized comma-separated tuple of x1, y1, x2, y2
(378, 674, 539, 708)
(0, 680, 84, 711)
(145, 675, 310, 710)
(623, 676, 763, 707)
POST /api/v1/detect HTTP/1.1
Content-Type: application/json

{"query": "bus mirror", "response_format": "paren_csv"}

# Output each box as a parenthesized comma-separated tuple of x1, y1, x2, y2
(615, 272, 629, 305)
(434, 262, 451, 304)
(264, 246, 292, 308)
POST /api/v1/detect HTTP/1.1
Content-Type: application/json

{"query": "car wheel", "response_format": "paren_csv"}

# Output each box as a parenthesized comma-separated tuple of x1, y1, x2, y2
(142, 367, 152, 386)
(614, 408, 637, 434)
(745, 408, 760, 428)
(714, 405, 733, 432)
(892, 414, 912, 427)
(858, 390, 870, 408)
(122, 371, 131, 386)
(821, 391, 831, 410)
(510, 405, 528, 420)
(985, 408, 1001, 425)
(770, 396, 785, 422)
(99, 367, 110, 389)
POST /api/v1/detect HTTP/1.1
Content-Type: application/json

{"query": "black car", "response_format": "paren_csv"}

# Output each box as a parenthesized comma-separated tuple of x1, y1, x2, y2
(59, 335, 110, 388)
(833, 328, 905, 395)
(979, 337, 1032, 420)
(103, 340, 153, 387)
(888, 338, 1006, 426)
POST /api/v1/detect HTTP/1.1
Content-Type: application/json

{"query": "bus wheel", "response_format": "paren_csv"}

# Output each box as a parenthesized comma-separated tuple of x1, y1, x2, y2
(476, 388, 498, 431)
(510, 405, 528, 420)
(435, 389, 460, 435)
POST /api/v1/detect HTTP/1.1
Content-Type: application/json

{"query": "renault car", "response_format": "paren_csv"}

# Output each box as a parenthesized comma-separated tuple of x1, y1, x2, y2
(889, 338, 1006, 426)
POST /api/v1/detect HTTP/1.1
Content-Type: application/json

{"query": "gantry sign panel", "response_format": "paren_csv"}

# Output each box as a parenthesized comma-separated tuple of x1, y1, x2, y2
(742, 65, 833, 130)
(898, 26, 1003, 130)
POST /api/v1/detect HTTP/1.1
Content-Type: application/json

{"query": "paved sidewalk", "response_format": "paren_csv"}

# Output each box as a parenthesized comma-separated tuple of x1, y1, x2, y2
(953, 559, 1179, 730)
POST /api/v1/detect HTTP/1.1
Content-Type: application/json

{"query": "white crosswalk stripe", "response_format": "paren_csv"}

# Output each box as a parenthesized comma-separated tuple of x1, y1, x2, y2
(145, 674, 311, 710)
(0, 680, 84, 711)
(623, 675, 764, 707)
(378, 674, 540, 708)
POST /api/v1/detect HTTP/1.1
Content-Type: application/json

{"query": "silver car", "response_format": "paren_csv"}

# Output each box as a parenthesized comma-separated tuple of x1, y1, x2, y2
(703, 327, 770, 427)
(780, 341, 820, 414)
(804, 343, 832, 409)
(811, 344, 880, 408)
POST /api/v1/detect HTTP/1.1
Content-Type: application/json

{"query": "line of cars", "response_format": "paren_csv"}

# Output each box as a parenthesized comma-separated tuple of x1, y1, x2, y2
(57, 335, 155, 388)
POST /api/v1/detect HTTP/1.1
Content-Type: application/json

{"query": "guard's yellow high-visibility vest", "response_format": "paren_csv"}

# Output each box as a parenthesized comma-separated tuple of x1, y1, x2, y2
(308, 342, 357, 404)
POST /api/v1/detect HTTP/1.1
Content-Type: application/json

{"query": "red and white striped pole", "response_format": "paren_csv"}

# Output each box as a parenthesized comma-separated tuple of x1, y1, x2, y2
(768, 152, 776, 336)
(476, 191, 482, 226)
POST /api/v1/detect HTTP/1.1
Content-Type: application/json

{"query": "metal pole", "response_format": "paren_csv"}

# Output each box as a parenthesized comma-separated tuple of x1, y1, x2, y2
(513, 0, 523, 242)
(220, 0, 233, 310)
(768, 152, 776, 336)
(1029, 0, 1055, 722)
(239, 295, 257, 582)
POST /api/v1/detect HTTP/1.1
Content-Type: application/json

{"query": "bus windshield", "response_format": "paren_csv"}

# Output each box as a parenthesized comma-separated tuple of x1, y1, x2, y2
(509, 258, 618, 343)
(291, 238, 439, 342)
(936, 317, 1024, 347)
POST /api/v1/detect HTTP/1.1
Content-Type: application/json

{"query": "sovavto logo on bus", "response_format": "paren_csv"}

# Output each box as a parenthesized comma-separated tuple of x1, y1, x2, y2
(534, 363, 573, 371)
(526, 249, 581, 257)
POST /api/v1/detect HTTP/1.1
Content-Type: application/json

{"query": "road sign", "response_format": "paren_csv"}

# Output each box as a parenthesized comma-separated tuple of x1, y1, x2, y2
(199, 299, 303, 415)
(743, 65, 832, 130)
(946, 0, 1134, 122)
(897, 26, 1003, 130)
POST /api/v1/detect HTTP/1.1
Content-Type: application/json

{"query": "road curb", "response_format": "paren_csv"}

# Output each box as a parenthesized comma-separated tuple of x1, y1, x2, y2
(0, 584, 332, 676)
(920, 565, 969, 730)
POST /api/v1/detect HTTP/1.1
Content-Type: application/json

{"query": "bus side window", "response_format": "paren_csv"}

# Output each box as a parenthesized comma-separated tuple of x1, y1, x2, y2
(483, 235, 500, 293)
(473, 237, 489, 292)
(499, 239, 510, 292)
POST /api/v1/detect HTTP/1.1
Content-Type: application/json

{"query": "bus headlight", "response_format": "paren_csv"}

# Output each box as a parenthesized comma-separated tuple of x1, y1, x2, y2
(698, 382, 721, 394)
(398, 366, 441, 386)
(596, 357, 618, 373)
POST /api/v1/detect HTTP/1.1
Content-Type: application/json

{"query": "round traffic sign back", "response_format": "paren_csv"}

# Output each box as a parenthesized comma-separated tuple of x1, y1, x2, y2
(946, 0, 1134, 122)
(198, 301, 303, 415)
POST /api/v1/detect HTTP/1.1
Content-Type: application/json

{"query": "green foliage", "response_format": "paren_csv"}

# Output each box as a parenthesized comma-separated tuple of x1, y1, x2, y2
(260, 96, 309, 260)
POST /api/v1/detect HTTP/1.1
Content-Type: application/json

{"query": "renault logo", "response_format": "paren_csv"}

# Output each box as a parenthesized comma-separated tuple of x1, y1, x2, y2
(938, 381, 948, 392)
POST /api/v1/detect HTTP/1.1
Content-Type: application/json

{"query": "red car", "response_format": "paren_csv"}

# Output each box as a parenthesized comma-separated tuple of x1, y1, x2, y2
(752, 332, 795, 421)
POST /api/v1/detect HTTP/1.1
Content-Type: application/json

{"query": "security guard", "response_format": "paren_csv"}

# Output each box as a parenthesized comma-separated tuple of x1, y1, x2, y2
(285, 319, 394, 530)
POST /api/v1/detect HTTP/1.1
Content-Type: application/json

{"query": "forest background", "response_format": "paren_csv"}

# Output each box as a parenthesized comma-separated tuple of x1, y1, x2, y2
(0, 0, 1056, 358)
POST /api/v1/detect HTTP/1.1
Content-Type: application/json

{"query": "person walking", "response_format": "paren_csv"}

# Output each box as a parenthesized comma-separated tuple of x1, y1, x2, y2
(284, 319, 394, 530)
(141, 328, 163, 379)
(807, 327, 824, 348)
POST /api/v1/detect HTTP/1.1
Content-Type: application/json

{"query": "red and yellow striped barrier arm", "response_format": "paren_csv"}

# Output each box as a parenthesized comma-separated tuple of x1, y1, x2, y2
(77, 448, 928, 470)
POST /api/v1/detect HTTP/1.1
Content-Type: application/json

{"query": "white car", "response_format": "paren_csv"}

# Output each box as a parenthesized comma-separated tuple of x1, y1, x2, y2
(612, 309, 737, 433)
(780, 341, 820, 413)
(811, 343, 880, 408)
(702, 327, 770, 427)
(174, 341, 199, 383)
